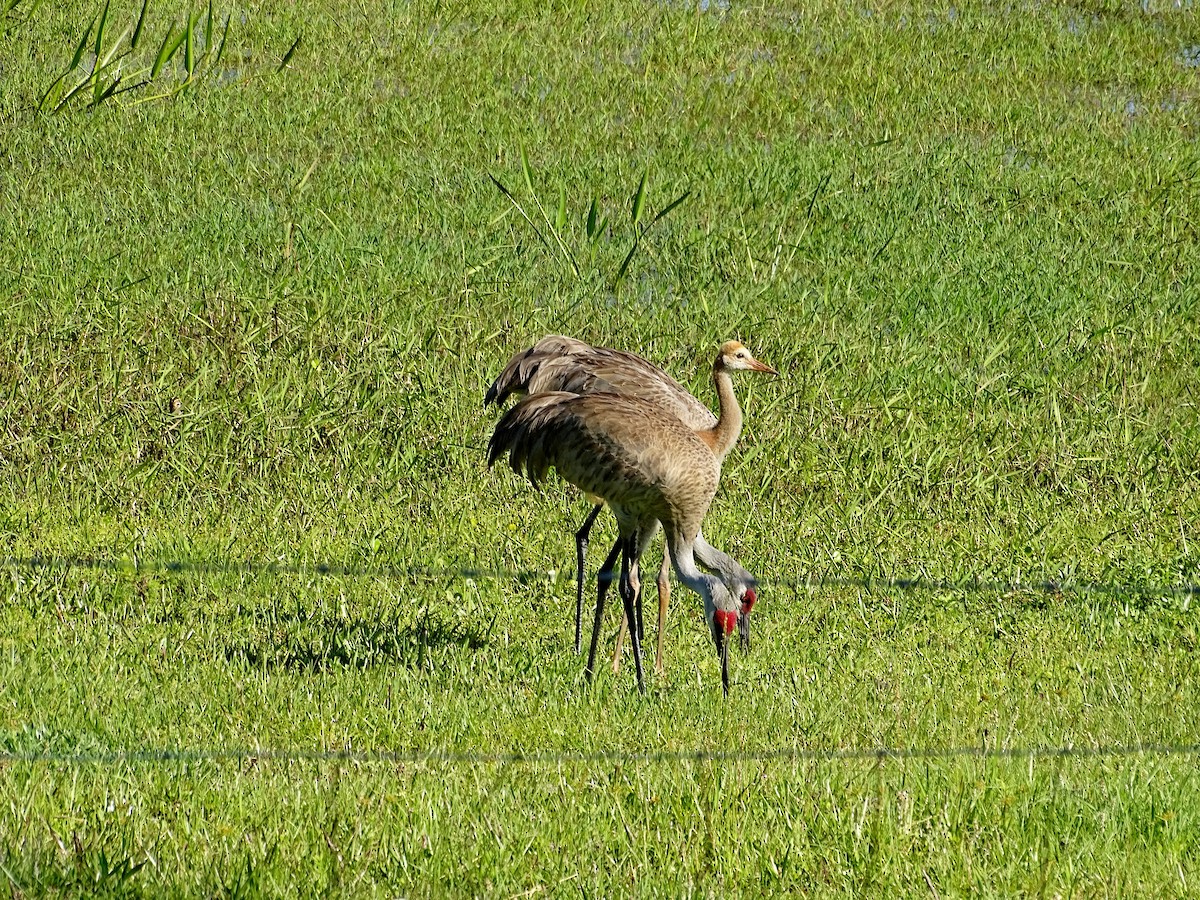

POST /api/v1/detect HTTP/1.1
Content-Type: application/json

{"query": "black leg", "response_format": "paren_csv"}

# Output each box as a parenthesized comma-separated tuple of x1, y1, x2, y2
(586, 537, 621, 682)
(574, 504, 603, 655)
(633, 558, 644, 645)
(620, 532, 645, 694)
(738, 610, 752, 654)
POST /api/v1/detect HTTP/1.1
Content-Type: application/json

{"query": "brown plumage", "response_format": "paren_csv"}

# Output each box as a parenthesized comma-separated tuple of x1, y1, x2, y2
(486, 338, 714, 433)
(487, 341, 777, 694)
(490, 391, 722, 530)
(485, 336, 769, 669)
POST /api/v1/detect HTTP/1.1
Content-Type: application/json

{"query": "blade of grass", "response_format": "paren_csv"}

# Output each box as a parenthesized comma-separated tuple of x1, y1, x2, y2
(612, 185, 689, 286)
(130, 0, 149, 49)
(212, 14, 231, 67)
(277, 33, 301, 73)
(68, 10, 97, 71)
(38, 71, 71, 112)
(204, 0, 213, 51)
(613, 239, 639, 287)
(56, 71, 95, 111)
(511, 151, 579, 277)
(586, 197, 599, 240)
(96, 26, 130, 69)
(90, 73, 122, 108)
(630, 171, 647, 227)
(488, 173, 551, 250)
(110, 77, 151, 98)
(526, 187, 579, 278)
(151, 21, 183, 81)
(650, 189, 691, 226)
(93, 0, 110, 62)
(184, 11, 195, 78)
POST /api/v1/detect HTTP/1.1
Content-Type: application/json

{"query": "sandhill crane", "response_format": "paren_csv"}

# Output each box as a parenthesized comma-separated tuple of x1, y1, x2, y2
(485, 337, 766, 670)
(487, 341, 776, 694)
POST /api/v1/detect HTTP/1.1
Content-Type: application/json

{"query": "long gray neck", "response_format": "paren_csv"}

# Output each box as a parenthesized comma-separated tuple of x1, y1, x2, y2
(666, 531, 735, 619)
(694, 532, 754, 586)
(702, 366, 743, 462)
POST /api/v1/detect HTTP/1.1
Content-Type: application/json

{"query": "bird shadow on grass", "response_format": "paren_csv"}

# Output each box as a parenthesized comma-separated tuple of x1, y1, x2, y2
(222, 607, 495, 673)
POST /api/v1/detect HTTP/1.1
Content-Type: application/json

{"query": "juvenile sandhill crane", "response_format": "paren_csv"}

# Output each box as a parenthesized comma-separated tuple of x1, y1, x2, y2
(485, 337, 765, 670)
(487, 341, 776, 694)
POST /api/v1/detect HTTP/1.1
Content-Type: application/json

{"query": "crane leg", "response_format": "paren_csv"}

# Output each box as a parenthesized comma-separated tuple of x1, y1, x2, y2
(573, 504, 603, 655)
(654, 553, 670, 675)
(738, 609, 752, 654)
(633, 556, 644, 645)
(614, 526, 658, 674)
(586, 537, 621, 682)
(619, 530, 645, 694)
(608, 536, 632, 675)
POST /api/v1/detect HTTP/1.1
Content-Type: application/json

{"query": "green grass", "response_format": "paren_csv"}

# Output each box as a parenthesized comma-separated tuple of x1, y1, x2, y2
(1, 0, 1199, 894)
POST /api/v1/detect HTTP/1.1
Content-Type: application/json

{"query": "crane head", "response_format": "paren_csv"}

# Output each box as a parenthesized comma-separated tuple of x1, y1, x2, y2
(713, 607, 738, 637)
(739, 585, 757, 614)
(702, 577, 740, 642)
(716, 341, 778, 376)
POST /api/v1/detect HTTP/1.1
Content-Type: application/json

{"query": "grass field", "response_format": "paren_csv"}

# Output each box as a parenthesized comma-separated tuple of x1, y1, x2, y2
(2, 0, 1200, 894)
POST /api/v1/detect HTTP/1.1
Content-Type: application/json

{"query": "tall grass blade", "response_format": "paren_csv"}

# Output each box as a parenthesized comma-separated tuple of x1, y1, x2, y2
(586, 197, 599, 239)
(185, 11, 195, 77)
(488, 173, 550, 250)
(130, 0, 149, 49)
(93, 0, 110, 61)
(91, 74, 122, 108)
(205, 0, 214, 51)
(68, 11, 97, 71)
(97, 26, 129, 69)
(111, 77, 151, 99)
(151, 21, 181, 80)
(213, 13, 231, 67)
(806, 172, 831, 219)
(511, 150, 579, 277)
(57, 72, 93, 110)
(650, 189, 691, 225)
(38, 70, 71, 112)
(613, 237, 639, 287)
(630, 171, 647, 226)
(277, 33, 301, 72)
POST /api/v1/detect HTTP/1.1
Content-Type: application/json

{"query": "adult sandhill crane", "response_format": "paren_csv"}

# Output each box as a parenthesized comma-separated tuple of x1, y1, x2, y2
(485, 337, 764, 671)
(487, 341, 776, 694)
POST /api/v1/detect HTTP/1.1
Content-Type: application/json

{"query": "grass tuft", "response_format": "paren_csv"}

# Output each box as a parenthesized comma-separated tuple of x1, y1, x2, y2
(38, 0, 244, 111)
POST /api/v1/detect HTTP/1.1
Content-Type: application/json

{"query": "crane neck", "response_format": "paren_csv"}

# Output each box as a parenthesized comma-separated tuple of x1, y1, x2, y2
(701, 363, 742, 461)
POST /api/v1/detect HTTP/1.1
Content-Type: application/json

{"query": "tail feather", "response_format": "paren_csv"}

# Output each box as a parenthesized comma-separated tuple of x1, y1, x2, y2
(486, 391, 581, 489)
(483, 335, 592, 406)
